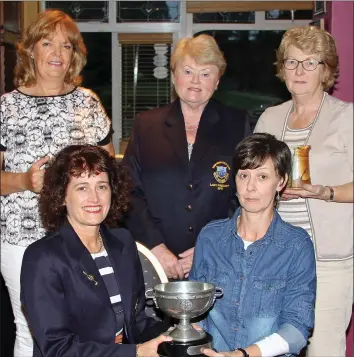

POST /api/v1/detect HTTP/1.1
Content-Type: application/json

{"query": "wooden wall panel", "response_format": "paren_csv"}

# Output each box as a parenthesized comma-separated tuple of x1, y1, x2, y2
(21, 1, 41, 34)
(187, 1, 313, 13)
(118, 33, 173, 44)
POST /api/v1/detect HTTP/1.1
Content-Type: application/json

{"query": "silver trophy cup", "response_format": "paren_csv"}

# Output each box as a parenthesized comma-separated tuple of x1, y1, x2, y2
(145, 281, 223, 356)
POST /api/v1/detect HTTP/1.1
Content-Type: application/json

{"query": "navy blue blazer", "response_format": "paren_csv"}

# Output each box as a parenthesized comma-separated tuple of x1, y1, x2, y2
(122, 99, 250, 255)
(20, 221, 166, 357)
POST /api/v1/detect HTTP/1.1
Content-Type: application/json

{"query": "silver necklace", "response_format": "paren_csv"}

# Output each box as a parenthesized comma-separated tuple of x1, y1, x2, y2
(93, 232, 103, 254)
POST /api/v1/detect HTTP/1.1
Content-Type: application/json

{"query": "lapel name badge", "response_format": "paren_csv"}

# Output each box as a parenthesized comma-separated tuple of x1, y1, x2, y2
(83, 271, 98, 286)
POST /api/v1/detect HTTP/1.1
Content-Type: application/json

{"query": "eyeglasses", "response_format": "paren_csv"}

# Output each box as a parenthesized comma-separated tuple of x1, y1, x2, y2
(283, 59, 324, 71)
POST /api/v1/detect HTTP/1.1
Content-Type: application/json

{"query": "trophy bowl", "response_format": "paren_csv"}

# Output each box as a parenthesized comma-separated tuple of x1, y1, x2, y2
(146, 281, 223, 343)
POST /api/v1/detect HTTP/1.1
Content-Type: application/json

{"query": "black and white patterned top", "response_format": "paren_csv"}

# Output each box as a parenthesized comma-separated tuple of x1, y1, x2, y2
(0, 87, 112, 246)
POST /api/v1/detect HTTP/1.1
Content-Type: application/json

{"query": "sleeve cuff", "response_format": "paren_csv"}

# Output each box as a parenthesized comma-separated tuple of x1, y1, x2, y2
(97, 125, 114, 146)
(255, 333, 289, 357)
(277, 323, 307, 354)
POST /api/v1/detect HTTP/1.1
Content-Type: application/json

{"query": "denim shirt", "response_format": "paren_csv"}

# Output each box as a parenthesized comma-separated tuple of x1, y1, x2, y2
(189, 208, 316, 355)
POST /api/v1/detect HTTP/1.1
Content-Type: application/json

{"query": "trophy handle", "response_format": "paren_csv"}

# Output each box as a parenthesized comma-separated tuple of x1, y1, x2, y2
(145, 289, 159, 308)
(214, 287, 224, 298)
(145, 288, 155, 299)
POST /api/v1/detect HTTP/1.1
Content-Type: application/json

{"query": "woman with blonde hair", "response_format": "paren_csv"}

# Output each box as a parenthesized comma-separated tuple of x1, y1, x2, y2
(254, 26, 353, 356)
(123, 34, 250, 280)
(0, 10, 114, 356)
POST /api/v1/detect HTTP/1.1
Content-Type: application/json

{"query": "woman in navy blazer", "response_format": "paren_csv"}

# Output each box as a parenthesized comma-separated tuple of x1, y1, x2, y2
(123, 34, 250, 280)
(20, 145, 171, 357)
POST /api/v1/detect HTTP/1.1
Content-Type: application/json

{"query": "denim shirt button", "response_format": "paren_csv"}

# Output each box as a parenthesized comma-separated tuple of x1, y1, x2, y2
(234, 328, 238, 332)
(240, 276, 244, 280)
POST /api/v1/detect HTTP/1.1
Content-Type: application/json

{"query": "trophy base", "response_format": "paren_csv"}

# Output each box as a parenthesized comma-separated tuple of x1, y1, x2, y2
(158, 332, 213, 357)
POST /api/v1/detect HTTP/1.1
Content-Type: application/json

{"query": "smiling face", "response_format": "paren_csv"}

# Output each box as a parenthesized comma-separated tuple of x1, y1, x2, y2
(172, 55, 219, 108)
(64, 171, 111, 231)
(236, 157, 287, 215)
(32, 26, 73, 83)
(283, 45, 326, 97)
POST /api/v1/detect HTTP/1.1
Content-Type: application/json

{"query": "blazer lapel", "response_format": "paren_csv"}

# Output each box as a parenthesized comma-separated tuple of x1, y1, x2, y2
(164, 100, 189, 166)
(102, 227, 133, 325)
(190, 100, 221, 162)
(78, 251, 111, 303)
(164, 99, 222, 165)
(60, 221, 111, 305)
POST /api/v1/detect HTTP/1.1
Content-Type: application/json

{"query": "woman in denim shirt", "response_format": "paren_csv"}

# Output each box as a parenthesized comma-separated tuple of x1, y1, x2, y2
(189, 133, 316, 357)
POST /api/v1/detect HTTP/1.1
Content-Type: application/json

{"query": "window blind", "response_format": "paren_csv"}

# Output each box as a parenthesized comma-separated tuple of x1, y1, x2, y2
(118, 33, 173, 139)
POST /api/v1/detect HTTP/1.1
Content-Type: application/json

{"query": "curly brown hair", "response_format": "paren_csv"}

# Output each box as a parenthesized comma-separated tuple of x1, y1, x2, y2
(39, 145, 131, 232)
(14, 10, 87, 87)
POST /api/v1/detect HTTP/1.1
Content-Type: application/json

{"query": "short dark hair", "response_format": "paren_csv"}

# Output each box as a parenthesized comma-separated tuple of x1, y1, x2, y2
(40, 145, 130, 232)
(233, 133, 291, 181)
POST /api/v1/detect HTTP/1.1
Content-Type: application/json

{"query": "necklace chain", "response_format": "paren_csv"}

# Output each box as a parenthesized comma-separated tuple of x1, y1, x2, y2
(92, 232, 103, 254)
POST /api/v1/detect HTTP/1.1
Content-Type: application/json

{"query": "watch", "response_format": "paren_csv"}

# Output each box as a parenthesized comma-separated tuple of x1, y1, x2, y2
(325, 186, 334, 202)
(237, 348, 250, 357)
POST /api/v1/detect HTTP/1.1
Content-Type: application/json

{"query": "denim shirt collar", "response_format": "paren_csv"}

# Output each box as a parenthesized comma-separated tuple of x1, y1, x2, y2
(225, 207, 283, 246)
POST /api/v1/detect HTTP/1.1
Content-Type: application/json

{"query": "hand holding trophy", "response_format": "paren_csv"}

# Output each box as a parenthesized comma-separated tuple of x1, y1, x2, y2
(287, 145, 311, 188)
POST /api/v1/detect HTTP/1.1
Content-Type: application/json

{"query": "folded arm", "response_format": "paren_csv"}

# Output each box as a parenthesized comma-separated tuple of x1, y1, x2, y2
(0, 151, 49, 195)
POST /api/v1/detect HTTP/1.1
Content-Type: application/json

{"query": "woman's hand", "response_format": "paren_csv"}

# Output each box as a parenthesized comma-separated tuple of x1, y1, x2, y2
(23, 156, 50, 193)
(137, 334, 173, 357)
(282, 183, 330, 201)
(151, 243, 185, 280)
(178, 247, 194, 278)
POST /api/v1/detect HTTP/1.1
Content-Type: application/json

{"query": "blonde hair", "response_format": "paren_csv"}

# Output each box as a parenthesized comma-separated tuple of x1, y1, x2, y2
(276, 26, 338, 90)
(14, 10, 87, 87)
(171, 34, 226, 77)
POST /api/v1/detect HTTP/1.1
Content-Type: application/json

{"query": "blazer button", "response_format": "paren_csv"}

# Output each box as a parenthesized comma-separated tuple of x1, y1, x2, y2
(186, 204, 192, 212)
(187, 184, 193, 190)
(188, 226, 193, 232)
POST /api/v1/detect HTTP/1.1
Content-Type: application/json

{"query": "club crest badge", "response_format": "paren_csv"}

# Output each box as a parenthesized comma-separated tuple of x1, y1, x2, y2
(211, 161, 231, 190)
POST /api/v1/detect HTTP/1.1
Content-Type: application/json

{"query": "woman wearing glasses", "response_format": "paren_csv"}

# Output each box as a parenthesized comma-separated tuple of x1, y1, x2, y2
(254, 26, 353, 357)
